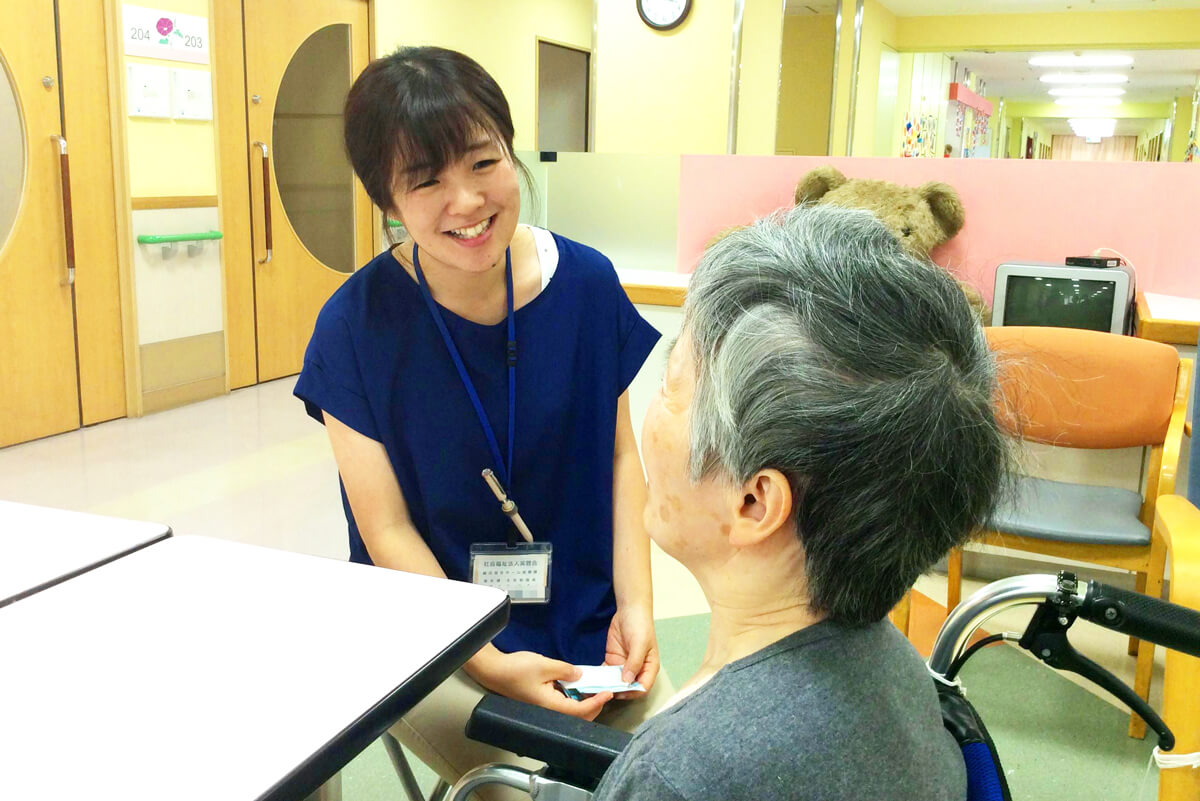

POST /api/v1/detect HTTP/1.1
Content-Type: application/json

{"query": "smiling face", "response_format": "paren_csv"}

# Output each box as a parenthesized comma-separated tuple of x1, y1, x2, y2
(389, 136, 522, 276)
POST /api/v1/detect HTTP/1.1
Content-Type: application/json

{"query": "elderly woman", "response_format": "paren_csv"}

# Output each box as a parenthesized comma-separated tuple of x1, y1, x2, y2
(593, 205, 1007, 801)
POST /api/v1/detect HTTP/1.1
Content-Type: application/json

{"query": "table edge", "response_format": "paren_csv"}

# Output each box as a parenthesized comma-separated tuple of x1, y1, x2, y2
(622, 283, 686, 308)
(0, 528, 174, 609)
(257, 593, 511, 801)
(1136, 293, 1200, 346)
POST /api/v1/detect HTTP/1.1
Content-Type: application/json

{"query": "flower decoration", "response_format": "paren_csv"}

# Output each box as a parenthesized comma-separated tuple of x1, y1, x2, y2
(156, 17, 173, 36)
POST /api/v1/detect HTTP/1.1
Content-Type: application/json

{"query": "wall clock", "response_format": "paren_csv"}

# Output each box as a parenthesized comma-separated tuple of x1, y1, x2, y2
(637, 0, 692, 31)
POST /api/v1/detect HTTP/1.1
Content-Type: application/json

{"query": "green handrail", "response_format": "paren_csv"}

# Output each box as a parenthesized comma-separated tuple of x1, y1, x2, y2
(137, 231, 224, 244)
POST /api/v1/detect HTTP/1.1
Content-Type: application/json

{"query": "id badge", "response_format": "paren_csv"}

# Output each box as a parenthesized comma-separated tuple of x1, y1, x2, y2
(469, 542, 552, 604)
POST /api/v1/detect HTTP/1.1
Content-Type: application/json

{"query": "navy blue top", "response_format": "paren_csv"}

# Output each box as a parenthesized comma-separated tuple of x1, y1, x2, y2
(294, 232, 660, 664)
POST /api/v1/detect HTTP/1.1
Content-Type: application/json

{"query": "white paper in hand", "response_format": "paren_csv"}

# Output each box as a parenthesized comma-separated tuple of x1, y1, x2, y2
(557, 664, 645, 694)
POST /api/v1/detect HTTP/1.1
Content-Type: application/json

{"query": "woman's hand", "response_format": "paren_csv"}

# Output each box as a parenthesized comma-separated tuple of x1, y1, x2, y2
(604, 604, 660, 699)
(466, 648, 612, 720)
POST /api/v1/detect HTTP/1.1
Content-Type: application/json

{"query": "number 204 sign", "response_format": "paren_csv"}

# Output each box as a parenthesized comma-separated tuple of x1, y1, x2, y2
(123, 4, 210, 65)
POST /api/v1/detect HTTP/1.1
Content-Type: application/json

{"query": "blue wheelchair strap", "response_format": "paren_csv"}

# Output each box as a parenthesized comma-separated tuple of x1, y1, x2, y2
(961, 742, 1007, 801)
(936, 681, 1012, 801)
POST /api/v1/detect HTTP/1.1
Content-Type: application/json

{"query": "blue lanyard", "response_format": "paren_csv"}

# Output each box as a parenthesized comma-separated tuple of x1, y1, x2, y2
(413, 244, 516, 490)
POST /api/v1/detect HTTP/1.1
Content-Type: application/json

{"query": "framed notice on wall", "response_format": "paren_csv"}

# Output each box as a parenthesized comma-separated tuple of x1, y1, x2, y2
(126, 63, 171, 118)
(122, 4, 210, 65)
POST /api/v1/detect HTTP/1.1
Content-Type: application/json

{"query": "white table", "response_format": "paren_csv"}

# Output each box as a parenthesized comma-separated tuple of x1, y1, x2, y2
(0, 500, 172, 607)
(0, 535, 509, 801)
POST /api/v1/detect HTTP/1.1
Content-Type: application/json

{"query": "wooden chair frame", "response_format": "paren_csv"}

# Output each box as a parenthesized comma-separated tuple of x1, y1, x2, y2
(1156, 495, 1200, 801)
(947, 356, 1192, 739)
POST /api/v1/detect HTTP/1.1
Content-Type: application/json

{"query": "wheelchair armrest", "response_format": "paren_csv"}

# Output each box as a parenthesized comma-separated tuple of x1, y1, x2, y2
(465, 694, 632, 784)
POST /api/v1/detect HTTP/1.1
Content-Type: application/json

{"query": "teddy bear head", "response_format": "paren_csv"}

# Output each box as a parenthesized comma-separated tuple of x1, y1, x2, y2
(794, 166, 965, 259)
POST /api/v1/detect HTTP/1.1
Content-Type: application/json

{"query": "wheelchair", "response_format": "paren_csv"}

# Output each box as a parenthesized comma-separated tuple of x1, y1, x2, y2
(430, 571, 1200, 801)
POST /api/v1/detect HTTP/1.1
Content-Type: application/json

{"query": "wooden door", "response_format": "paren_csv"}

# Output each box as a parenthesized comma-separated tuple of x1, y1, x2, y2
(0, 1, 80, 447)
(244, 0, 371, 381)
(63, 0, 127, 426)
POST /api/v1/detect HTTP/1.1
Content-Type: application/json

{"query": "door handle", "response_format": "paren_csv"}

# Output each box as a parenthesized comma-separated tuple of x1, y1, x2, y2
(50, 135, 75, 285)
(253, 141, 272, 264)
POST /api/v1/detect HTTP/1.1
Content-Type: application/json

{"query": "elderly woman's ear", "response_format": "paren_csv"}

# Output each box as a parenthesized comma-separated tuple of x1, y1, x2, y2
(727, 469, 794, 548)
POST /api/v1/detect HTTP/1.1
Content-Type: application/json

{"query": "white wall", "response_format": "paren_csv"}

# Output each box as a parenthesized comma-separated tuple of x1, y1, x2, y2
(132, 208, 223, 345)
(874, 48, 900, 156)
(540, 153, 680, 273)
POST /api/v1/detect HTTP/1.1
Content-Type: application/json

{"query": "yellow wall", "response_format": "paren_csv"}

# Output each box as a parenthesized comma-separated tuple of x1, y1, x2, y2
(894, 9, 1200, 51)
(826, 0, 899, 155)
(829, 5, 854, 154)
(1137, 117, 1168, 160)
(1169, 95, 1192, 161)
(736, 0, 786, 154)
(776, 14, 836, 155)
(373, 0, 592, 152)
(1007, 117, 1024, 158)
(1189, 78, 1200, 162)
(125, 0, 216, 197)
(850, 0, 898, 156)
(594, 1, 733, 154)
(1020, 118, 1055, 158)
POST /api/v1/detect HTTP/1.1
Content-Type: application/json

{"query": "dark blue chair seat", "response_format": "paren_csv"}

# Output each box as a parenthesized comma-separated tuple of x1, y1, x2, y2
(991, 477, 1149, 547)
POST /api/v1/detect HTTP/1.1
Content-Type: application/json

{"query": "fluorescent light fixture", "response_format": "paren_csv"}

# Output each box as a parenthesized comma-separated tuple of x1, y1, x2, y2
(1029, 54, 1133, 68)
(1040, 73, 1129, 85)
(1048, 87, 1125, 97)
(1054, 97, 1121, 107)
(1068, 117, 1115, 130)
(1068, 117, 1117, 139)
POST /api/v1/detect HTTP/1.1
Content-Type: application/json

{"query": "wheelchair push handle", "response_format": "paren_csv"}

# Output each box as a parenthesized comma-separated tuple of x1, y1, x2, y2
(1078, 581, 1200, 658)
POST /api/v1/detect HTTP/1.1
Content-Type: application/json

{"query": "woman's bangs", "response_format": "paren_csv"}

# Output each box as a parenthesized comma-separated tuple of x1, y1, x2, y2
(393, 95, 504, 189)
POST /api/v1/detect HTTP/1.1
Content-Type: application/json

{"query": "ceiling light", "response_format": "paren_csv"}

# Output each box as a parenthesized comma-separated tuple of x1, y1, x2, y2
(1068, 118, 1117, 139)
(1029, 54, 1133, 68)
(1055, 97, 1121, 107)
(1040, 73, 1129, 85)
(1048, 87, 1126, 97)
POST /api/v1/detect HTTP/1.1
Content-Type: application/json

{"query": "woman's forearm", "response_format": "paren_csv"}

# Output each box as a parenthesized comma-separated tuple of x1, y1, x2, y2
(367, 524, 507, 685)
(611, 393, 653, 611)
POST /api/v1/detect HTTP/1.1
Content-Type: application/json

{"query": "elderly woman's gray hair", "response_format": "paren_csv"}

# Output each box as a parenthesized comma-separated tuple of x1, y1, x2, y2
(683, 204, 1007, 625)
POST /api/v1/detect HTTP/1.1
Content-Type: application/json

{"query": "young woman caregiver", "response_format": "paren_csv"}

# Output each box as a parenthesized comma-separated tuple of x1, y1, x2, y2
(293, 47, 671, 791)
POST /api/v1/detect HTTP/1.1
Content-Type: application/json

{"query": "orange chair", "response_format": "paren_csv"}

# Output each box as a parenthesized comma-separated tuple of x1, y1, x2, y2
(946, 326, 1192, 739)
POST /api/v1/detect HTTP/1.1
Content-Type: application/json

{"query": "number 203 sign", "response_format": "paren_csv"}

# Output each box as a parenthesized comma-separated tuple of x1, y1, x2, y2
(123, 4, 210, 65)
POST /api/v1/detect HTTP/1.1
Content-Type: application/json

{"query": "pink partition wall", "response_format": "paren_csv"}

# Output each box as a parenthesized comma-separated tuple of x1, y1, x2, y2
(676, 156, 1200, 301)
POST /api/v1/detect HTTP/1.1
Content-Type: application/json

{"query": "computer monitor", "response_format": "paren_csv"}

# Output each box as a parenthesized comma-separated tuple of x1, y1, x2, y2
(991, 261, 1136, 335)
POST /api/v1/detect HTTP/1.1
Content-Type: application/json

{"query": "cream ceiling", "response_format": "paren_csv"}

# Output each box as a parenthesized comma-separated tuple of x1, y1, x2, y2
(954, 49, 1200, 102)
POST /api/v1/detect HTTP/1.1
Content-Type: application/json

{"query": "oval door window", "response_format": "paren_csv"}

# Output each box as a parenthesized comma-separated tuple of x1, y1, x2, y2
(273, 24, 355, 274)
(0, 55, 24, 253)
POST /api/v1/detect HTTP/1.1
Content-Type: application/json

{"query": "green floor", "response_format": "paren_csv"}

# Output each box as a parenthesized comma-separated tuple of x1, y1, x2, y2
(340, 613, 1158, 800)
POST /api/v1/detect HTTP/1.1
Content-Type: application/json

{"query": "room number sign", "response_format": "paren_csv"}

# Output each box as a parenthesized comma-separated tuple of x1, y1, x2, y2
(123, 4, 210, 65)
